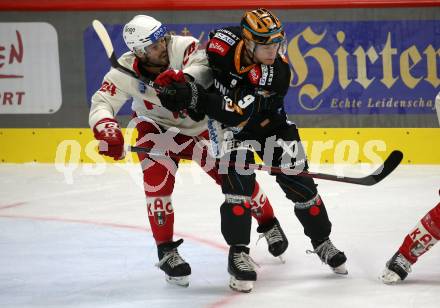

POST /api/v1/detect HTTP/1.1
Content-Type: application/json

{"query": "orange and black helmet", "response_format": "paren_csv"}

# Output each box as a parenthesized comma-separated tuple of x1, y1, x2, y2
(241, 8, 285, 45)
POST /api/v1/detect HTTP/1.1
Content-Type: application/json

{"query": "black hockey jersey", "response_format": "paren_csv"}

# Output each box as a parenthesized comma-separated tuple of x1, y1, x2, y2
(204, 26, 291, 134)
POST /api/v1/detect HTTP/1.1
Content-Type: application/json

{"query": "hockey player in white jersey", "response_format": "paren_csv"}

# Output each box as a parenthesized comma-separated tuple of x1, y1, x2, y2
(381, 93, 440, 284)
(381, 191, 440, 284)
(89, 15, 288, 289)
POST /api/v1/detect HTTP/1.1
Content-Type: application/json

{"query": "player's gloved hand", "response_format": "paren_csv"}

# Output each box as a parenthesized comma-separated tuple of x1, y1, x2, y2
(93, 118, 125, 160)
(251, 89, 285, 112)
(156, 71, 206, 122)
(158, 81, 207, 113)
(187, 109, 206, 122)
(154, 69, 186, 86)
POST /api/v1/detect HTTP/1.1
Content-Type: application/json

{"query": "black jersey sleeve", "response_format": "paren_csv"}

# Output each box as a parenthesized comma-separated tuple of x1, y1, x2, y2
(198, 87, 258, 127)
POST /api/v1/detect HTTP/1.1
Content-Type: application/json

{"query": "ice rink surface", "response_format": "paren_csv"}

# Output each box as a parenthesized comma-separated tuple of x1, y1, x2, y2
(0, 162, 439, 308)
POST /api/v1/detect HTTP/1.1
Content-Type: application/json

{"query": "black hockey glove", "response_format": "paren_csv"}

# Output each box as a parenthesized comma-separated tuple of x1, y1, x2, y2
(158, 81, 207, 114)
(187, 109, 206, 122)
(227, 87, 282, 112)
(254, 91, 285, 112)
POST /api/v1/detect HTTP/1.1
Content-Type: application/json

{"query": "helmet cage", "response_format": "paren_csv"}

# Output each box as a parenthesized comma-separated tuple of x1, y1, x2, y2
(246, 39, 287, 58)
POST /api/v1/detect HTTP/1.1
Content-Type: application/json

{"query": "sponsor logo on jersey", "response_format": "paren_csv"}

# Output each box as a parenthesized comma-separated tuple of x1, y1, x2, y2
(214, 79, 230, 95)
(208, 38, 230, 56)
(138, 81, 146, 94)
(248, 66, 262, 85)
(207, 119, 220, 157)
(213, 32, 235, 46)
(259, 65, 269, 86)
(218, 28, 240, 40)
(268, 66, 274, 85)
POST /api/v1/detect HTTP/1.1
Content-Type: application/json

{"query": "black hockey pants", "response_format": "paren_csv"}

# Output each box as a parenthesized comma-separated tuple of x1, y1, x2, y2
(219, 123, 332, 246)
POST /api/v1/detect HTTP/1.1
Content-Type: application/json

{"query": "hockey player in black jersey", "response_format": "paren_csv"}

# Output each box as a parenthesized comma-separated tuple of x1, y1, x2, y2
(158, 8, 347, 292)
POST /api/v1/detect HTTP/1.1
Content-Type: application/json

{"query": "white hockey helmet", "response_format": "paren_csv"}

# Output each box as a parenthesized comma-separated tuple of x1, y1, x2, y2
(123, 15, 168, 53)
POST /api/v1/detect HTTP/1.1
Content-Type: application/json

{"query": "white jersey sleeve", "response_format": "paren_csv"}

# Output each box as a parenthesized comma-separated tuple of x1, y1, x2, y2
(89, 35, 212, 136)
(89, 68, 131, 128)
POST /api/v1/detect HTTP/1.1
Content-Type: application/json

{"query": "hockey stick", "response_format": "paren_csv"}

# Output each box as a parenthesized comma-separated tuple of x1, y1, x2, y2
(128, 145, 403, 186)
(92, 19, 175, 95)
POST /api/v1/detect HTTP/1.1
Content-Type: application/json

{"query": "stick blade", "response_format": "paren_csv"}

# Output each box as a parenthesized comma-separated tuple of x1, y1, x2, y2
(92, 19, 114, 58)
(367, 150, 403, 185)
(306, 150, 403, 186)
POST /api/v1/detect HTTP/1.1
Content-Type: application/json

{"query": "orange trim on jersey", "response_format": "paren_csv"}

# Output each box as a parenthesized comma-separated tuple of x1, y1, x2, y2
(234, 40, 256, 74)
(280, 54, 289, 64)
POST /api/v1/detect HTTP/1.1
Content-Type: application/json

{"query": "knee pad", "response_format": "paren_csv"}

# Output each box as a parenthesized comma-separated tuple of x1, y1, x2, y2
(142, 159, 177, 196)
(293, 194, 332, 242)
(220, 196, 252, 246)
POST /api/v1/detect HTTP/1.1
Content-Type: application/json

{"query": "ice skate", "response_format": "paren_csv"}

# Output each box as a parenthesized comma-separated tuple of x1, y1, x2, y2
(228, 246, 258, 293)
(257, 217, 289, 261)
(380, 252, 412, 284)
(156, 239, 191, 287)
(307, 239, 348, 275)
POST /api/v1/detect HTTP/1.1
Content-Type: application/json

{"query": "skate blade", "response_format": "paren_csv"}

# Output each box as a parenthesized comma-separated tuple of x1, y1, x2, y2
(278, 254, 286, 264)
(332, 263, 348, 275)
(229, 276, 254, 293)
(380, 269, 402, 285)
(165, 275, 190, 287)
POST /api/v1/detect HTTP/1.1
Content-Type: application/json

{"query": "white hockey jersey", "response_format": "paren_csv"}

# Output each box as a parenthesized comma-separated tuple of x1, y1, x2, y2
(89, 35, 212, 136)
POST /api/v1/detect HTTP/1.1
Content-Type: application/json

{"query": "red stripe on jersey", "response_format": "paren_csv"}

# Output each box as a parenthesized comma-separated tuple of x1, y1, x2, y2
(183, 41, 197, 66)
(132, 57, 141, 76)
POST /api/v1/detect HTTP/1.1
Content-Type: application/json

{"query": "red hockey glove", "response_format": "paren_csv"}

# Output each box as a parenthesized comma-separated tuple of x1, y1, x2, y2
(93, 118, 125, 160)
(154, 69, 186, 87)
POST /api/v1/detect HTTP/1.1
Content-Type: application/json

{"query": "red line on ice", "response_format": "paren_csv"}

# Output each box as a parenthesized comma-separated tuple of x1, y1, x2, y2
(0, 213, 234, 306)
(0, 202, 26, 210)
(0, 214, 228, 252)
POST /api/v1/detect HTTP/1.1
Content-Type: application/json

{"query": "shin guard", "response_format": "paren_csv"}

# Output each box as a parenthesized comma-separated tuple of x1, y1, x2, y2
(294, 194, 332, 244)
(398, 202, 440, 264)
(147, 196, 174, 245)
(220, 197, 252, 246)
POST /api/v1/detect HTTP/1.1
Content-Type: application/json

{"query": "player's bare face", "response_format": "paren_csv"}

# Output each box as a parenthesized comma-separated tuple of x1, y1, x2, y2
(141, 38, 169, 67)
(254, 43, 280, 65)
